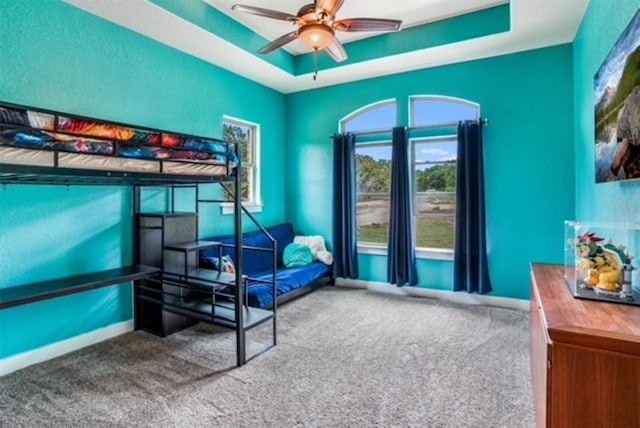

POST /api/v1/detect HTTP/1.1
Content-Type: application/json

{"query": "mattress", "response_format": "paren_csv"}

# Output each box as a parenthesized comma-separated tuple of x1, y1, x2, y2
(0, 146, 232, 176)
(0, 104, 236, 177)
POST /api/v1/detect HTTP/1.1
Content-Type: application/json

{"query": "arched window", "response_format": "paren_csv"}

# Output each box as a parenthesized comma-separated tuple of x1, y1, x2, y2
(340, 100, 396, 246)
(339, 96, 480, 255)
(340, 99, 396, 134)
(410, 96, 479, 252)
(410, 96, 479, 127)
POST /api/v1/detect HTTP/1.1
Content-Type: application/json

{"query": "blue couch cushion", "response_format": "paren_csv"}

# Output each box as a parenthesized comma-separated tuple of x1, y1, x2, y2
(200, 223, 295, 277)
(247, 261, 332, 308)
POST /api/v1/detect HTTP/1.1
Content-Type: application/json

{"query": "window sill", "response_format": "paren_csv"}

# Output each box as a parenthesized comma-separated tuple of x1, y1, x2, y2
(358, 244, 454, 261)
(221, 202, 263, 215)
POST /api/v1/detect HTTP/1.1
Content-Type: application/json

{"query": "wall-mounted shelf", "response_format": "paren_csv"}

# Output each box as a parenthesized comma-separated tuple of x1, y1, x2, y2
(0, 265, 160, 309)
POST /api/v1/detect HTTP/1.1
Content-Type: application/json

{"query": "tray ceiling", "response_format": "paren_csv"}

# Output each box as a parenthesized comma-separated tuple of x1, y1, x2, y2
(63, 0, 589, 93)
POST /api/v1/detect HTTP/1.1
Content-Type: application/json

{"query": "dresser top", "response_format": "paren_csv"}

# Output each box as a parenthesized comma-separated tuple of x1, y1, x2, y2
(531, 263, 640, 355)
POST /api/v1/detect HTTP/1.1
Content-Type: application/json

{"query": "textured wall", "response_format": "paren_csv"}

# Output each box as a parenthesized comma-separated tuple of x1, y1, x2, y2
(0, 0, 286, 358)
(285, 45, 576, 299)
(573, 0, 640, 222)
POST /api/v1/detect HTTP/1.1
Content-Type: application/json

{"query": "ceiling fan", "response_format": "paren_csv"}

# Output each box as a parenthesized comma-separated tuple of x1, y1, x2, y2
(231, 0, 402, 78)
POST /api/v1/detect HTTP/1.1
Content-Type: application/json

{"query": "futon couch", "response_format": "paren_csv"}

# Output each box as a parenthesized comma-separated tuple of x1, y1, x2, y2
(199, 223, 332, 308)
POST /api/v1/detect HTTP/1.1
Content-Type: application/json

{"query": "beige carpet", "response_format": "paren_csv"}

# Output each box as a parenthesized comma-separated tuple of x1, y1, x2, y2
(0, 286, 535, 427)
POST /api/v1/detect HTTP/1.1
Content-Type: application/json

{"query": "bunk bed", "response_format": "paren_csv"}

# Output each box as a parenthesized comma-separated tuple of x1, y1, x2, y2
(0, 101, 275, 367)
(0, 102, 238, 184)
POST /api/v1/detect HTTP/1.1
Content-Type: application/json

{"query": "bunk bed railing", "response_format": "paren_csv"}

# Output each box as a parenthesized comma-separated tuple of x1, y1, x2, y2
(0, 101, 238, 186)
(215, 182, 278, 313)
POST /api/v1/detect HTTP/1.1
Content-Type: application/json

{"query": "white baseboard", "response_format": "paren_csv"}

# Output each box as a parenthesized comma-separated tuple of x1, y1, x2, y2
(0, 320, 134, 377)
(334, 278, 530, 311)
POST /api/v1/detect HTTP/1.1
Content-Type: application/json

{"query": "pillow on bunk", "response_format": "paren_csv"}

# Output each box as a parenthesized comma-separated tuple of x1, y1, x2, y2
(283, 243, 313, 268)
(202, 254, 236, 273)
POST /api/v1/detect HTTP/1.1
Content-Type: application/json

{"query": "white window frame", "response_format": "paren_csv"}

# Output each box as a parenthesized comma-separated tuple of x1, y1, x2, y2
(340, 98, 397, 134)
(340, 100, 397, 254)
(341, 96, 479, 260)
(411, 135, 458, 260)
(354, 140, 392, 249)
(409, 95, 479, 260)
(221, 116, 262, 214)
(409, 95, 480, 128)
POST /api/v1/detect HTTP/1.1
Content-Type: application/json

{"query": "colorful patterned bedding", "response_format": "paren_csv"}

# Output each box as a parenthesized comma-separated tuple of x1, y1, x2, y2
(0, 104, 237, 176)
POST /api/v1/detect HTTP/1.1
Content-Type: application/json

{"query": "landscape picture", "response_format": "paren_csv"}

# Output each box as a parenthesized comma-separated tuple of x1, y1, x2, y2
(594, 9, 640, 183)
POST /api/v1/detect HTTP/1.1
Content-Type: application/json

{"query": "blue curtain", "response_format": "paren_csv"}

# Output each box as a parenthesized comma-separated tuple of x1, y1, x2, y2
(454, 120, 492, 294)
(332, 133, 359, 279)
(387, 126, 418, 286)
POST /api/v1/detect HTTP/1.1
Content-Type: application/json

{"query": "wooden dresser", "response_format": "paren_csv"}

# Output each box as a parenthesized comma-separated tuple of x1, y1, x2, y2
(530, 263, 640, 428)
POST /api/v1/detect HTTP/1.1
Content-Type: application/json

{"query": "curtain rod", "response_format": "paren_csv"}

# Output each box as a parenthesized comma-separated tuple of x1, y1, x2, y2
(328, 118, 489, 138)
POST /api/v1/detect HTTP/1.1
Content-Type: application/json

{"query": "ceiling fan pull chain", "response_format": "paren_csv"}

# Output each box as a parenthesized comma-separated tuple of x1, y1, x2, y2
(313, 48, 319, 80)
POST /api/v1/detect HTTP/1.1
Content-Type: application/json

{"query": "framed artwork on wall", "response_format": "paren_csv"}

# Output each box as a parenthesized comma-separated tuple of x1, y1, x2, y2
(594, 8, 640, 183)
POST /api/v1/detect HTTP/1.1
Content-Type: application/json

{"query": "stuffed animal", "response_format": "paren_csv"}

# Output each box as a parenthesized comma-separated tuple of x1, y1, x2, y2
(574, 232, 631, 293)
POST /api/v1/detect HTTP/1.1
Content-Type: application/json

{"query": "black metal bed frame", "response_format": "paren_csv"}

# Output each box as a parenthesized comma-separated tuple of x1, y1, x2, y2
(0, 101, 278, 367)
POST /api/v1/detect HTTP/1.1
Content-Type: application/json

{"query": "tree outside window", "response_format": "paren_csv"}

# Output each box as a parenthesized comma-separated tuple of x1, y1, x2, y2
(341, 100, 396, 246)
(342, 96, 478, 252)
(413, 138, 457, 249)
(355, 143, 392, 245)
(223, 117, 261, 210)
(410, 96, 478, 250)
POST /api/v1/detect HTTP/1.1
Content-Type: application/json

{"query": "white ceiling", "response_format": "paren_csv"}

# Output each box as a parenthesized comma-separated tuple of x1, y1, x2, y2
(64, 0, 590, 94)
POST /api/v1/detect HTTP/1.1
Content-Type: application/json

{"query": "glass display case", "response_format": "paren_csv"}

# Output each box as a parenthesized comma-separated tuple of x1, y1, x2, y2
(564, 220, 640, 306)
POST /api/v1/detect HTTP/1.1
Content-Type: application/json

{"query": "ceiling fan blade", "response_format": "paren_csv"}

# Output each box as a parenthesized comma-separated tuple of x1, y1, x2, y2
(325, 38, 348, 63)
(315, 0, 345, 18)
(333, 18, 403, 32)
(232, 4, 301, 23)
(259, 30, 299, 54)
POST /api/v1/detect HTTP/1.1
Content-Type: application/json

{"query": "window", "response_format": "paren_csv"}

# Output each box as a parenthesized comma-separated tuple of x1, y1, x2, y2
(343, 100, 396, 133)
(355, 143, 392, 245)
(222, 116, 261, 214)
(340, 100, 396, 247)
(340, 96, 479, 256)
(410, 96, 479, 251)
(411, 96, 478, 127)
(413, 137, 457, 249)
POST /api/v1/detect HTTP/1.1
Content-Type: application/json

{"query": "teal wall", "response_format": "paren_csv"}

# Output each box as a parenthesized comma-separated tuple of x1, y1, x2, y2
(0, 1, 286, 359)
(573, 0, 640, 222)
(0, 0, 590, 361)
(285, 45, 576, 299)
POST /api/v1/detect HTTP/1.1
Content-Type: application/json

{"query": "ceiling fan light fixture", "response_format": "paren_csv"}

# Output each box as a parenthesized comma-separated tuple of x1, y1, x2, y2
(298, 23, 334, 51)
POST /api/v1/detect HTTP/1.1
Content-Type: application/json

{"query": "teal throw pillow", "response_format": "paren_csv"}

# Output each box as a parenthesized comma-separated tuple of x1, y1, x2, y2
(283, 243, 313, 268)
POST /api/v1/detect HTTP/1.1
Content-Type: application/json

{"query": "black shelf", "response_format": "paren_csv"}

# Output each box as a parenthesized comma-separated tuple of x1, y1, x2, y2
(163, 240, 222, 252)
(141, 296, 273, 330)
(138, 212, 198, 218)
(0, 265, 160, 309)
(164, 268, 240, 286)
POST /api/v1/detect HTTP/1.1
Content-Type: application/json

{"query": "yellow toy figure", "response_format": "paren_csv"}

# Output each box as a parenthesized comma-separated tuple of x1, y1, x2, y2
(576, 231, 606, 287)
(575, 231, 634, 296)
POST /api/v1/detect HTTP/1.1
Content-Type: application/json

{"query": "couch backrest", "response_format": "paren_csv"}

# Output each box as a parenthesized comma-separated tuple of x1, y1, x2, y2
(200, 222, 295, 276)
